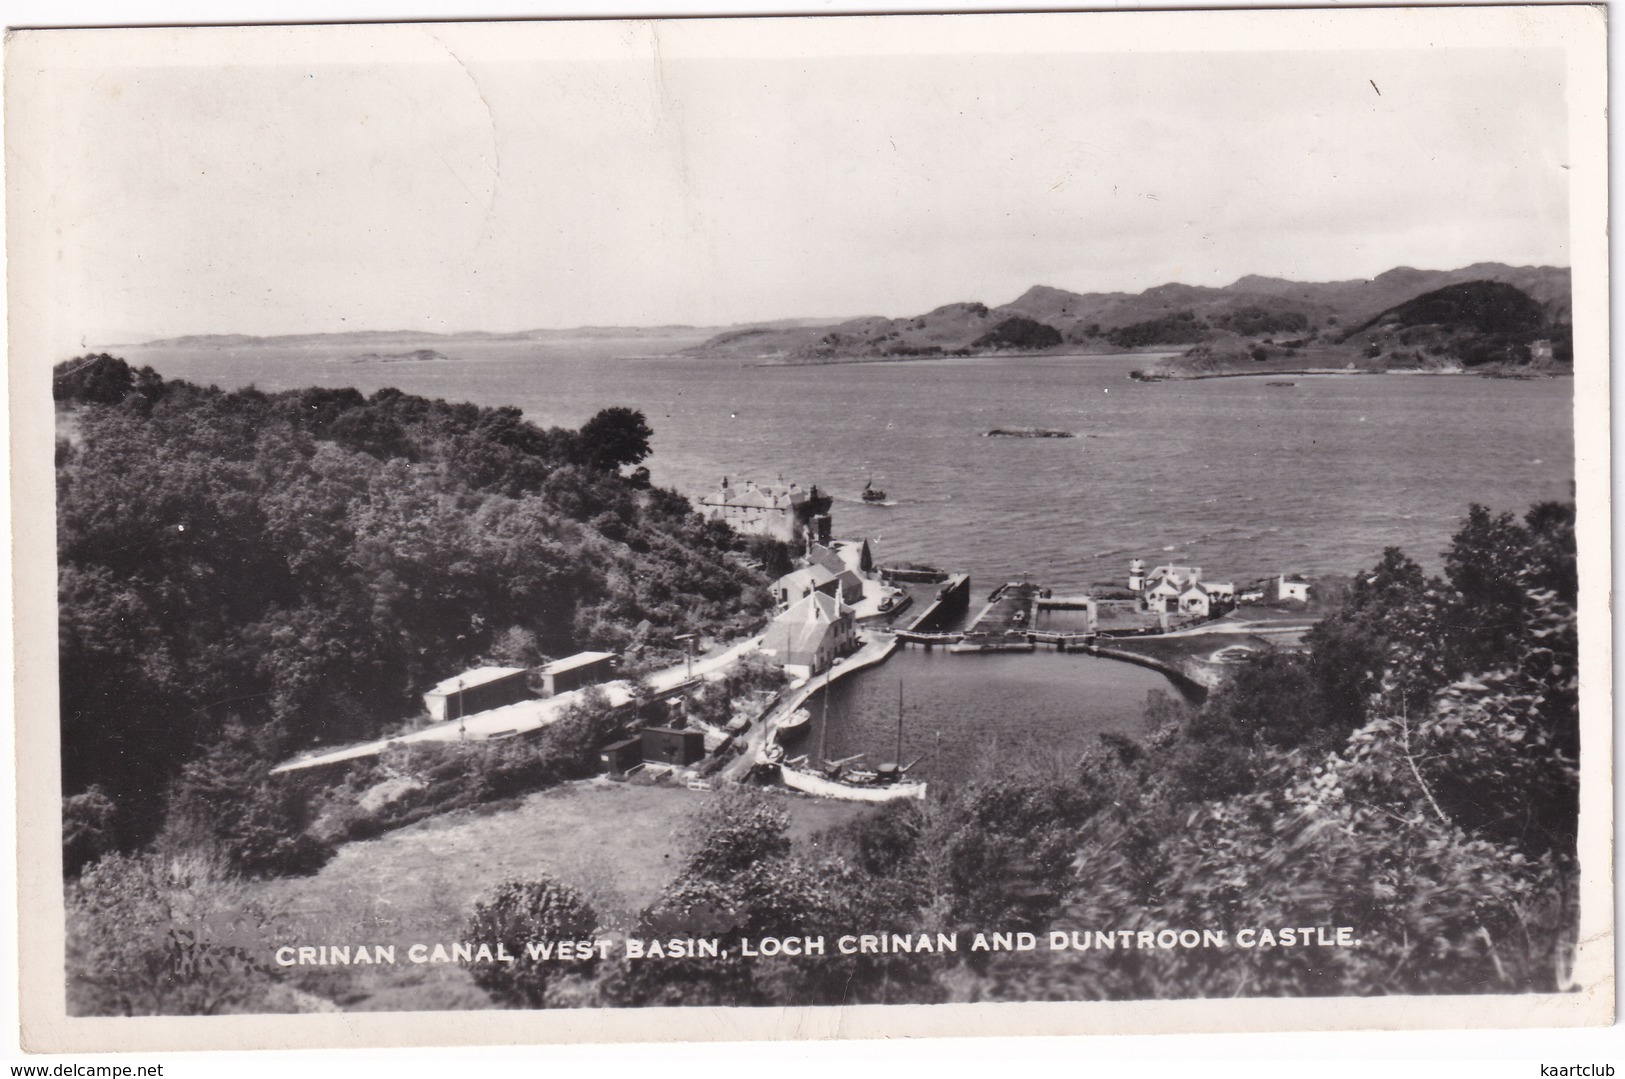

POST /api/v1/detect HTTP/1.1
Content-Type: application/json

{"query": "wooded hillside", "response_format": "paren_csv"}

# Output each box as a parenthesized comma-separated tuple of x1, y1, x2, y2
(55, 355, 780, 865)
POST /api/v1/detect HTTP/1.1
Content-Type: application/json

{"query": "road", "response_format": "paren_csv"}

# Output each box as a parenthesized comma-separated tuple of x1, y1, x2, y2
(273, 636, 765, 775)
(270, 681, 640, 773)
(644, 635, 764, 694)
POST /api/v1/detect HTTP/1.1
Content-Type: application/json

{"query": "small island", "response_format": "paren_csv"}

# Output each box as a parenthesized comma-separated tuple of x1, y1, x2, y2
(341, 348, 452, 364)
(984, 427, 1075, 439)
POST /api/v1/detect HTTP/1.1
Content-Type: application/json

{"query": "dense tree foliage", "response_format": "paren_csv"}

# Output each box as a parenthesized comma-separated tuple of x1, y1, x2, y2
(61, 785, 120, 878)
(1356, 281, 1547, 338)
(1106, 311, 1209, 349)
(1343, 282, 1569, 370)
(1210, 305, 1311, 337)
(165, 722, 334, 877)
(596, 790, 945, 1008)
(56, 356, 775, 865)
(572, 406, 653, 473)
(464, 877, 600, 1007)
(969, 317, 1063, 351)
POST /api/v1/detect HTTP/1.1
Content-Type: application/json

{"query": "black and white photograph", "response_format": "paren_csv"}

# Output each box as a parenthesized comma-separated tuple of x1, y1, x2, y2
(7, 7, 1612, 1052)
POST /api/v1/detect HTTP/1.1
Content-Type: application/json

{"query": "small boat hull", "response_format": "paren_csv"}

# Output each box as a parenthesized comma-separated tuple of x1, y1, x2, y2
(779, 763, 927, 802)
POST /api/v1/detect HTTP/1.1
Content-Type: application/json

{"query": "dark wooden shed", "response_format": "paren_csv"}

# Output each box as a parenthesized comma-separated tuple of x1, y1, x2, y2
(538, 651, 617, 697)
(640, 726, 706, 767)
(599, 736, 643, 776)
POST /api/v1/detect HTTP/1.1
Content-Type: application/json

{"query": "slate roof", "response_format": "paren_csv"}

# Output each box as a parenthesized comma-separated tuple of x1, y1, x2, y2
(426, 666, 528, 695)
(762, 592, 851, 664)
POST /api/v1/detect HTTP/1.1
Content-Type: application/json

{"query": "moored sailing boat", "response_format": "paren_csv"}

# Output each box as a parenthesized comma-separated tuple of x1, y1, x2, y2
(778, 675, 927, 802)
(779, 760, 926, 801)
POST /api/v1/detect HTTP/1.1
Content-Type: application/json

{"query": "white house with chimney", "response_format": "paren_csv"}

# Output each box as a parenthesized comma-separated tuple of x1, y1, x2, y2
(759, 591, 859, 680)
(1128, 559, 1234, 618)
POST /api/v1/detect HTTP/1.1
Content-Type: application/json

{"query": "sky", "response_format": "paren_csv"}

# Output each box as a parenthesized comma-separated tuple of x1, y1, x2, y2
(9, 16, 1576, 347)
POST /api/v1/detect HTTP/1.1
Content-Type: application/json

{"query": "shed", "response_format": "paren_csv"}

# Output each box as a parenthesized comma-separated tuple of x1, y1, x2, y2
(538, 651, 617, 697)
(423, 666, 532, 723)
(599, 736, 644, 776)
(641, 726, 706, 767)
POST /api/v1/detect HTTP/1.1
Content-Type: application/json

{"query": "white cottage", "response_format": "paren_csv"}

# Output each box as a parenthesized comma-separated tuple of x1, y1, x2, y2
(1130, 560, 1233, 617)
(1277, 575, 1311, 603)
(760, 592, 858, 680)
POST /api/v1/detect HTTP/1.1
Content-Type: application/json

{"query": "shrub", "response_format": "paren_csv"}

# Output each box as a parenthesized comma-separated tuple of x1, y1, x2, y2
(166, 723, 333, 878)
(66, 850, 276, 1015)
(63, 785, 120, 877)
(464, 877, 600, 1007)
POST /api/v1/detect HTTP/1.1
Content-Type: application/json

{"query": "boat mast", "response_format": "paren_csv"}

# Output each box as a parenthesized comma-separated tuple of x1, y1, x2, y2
(818, 668, 830, 768)
(895, 679, 905, 764)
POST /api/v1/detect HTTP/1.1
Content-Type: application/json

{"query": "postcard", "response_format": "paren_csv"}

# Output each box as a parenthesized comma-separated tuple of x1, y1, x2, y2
(7, 6, 1611, 1053)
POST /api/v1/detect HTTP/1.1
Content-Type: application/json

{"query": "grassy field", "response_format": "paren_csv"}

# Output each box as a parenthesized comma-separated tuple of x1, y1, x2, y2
(252, 779, 874, 1011)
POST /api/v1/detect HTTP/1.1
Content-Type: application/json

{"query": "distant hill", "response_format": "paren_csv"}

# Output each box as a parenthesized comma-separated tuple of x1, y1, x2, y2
(126, 320, 857, 357)
(143, 330, 454, 349)
(1139, 277, 1571, 379)
(129, 264, 1570, 369)
(1334, 280, 1566, 370)
(1347, 280, 1548, 337)
(682, 263, 1571, 364)
(137, 325, 720, 349)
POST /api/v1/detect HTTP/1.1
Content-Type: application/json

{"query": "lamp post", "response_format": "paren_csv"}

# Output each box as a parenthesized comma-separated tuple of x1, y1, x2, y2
(674, 633, 696, 684)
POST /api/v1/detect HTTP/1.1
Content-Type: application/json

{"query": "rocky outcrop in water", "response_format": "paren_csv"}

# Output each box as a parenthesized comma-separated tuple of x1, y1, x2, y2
(984, 427, 1075, 439)
(343, 349, 451, 364)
